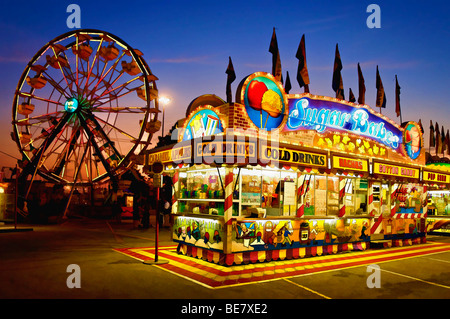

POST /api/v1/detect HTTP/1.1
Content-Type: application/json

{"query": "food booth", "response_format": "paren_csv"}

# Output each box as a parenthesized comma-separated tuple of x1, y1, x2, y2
(144, 72, 429, 265)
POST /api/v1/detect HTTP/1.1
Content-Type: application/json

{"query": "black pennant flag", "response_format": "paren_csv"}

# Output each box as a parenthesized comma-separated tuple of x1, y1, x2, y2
(296, 34, 310, 93)
(349, 88, 356, 103)
(376, 65, 386, 109)
(269, 27, 282, 82)
(285, 71, 292, 94)
(357, 63, 365, 104)
(332, 44, 344, 100)
(225, 56, 236, 104)
(395, 75, 401, 121)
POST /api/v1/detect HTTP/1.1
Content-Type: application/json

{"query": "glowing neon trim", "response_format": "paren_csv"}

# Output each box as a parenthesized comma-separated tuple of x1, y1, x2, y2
(286, 97, 401, 151)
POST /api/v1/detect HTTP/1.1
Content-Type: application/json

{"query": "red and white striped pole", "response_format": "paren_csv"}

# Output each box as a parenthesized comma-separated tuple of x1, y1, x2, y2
(172, 170, 179, 213)
(390, 183, 399, 217)
(224, 168, 234, 220)
(338, 177, 346, 217)
(368, 180, 375, 216)
(297, 173, 305, 217)
(223, 168, 234, 254)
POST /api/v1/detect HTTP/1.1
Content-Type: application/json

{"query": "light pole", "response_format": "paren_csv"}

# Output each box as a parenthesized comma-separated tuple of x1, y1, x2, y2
(158, 96, 171, 138)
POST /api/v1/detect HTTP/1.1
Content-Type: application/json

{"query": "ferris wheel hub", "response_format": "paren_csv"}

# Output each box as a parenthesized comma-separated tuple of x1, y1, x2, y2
(64, 98, 79, 113)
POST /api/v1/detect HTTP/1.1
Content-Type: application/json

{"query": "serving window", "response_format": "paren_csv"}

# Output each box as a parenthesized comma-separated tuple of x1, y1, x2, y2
(343, 178, 369, 215)
(241, 168, 297, 217)
(177, 166, 239, 216)
(428, 190, 450, 215)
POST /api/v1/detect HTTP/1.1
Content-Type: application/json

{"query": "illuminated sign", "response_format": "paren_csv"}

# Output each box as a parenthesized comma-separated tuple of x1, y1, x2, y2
(182, 108, 223, 141)
(332, 155, 369, 172)
(239, 72, 287, 131)
(146, 145, 192, 165)
(403, 122, 422, 160)
(285, 97, 402, 153)
(422, 170, 450, 184)
(260, 145, 327, 167)
(373, 161, 420, 179)
(64, 98, 79, 113)
(194, 140, 257, 162)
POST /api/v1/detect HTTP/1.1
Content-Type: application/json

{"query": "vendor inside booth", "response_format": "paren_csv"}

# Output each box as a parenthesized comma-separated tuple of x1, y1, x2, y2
(144, 72, 428, 265)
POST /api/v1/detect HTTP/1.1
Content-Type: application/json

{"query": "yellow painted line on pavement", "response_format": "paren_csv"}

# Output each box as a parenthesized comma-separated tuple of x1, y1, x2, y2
(283, 278, 331, 299)
(379, 268, 450, 290)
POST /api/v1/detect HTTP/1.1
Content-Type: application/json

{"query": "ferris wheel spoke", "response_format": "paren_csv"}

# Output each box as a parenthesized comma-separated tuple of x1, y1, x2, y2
(88, 51, 126, 100)
(92, 106, 148, 113)
(92, 84, 141, 108)
(82, 38, 104, 97)
(91, 73, 137, 104)
(14, 111, 64, 128)
(92, 114, 137, 140)
(20, 112, 72, 175)
(85, 113, 124, 160)
(77, 113, 117, 179)
(40, 72, 71, 99)
(17, 92, 65, 107)
(49, 47, 75, 96)
(53, 127, 82, 176)
(62, 135, 92, 218)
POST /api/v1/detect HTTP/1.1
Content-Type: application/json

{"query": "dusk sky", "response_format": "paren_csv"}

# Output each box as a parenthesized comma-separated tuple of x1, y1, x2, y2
(0, 0, 449, 169)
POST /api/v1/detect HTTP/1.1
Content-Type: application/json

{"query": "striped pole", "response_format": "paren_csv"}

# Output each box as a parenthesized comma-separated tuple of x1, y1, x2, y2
(223, 168, 234, 254)
(338, 177, 346, 217)
(390, 183, 399, 217)
(172, 171, 179, 213)
(368, 180, 375, 216)
(422, 185, 428, 217)
(297, 173, 306, 217)
(224, 169, 234, 221)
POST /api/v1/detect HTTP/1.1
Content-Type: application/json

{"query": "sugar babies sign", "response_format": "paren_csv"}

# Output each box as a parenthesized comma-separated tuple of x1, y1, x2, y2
(284, 96, 406, 156)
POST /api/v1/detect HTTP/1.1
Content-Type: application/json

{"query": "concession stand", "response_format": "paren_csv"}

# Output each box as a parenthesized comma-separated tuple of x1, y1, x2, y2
(144, 72, 430, 265)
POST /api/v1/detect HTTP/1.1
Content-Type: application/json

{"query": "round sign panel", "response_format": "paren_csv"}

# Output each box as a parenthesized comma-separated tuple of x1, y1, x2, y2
(64, 97, 79, 113)
(241, 73, 287, 131)
(403, 122, 422, 160)
(182, 107, 223, 141)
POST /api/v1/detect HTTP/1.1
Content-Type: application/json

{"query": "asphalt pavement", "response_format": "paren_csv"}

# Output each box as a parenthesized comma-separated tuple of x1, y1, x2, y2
(1, 216, 449, 316)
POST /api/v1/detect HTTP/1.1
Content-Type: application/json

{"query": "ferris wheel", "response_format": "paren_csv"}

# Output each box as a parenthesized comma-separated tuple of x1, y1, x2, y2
(11, 29, 161, 194)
